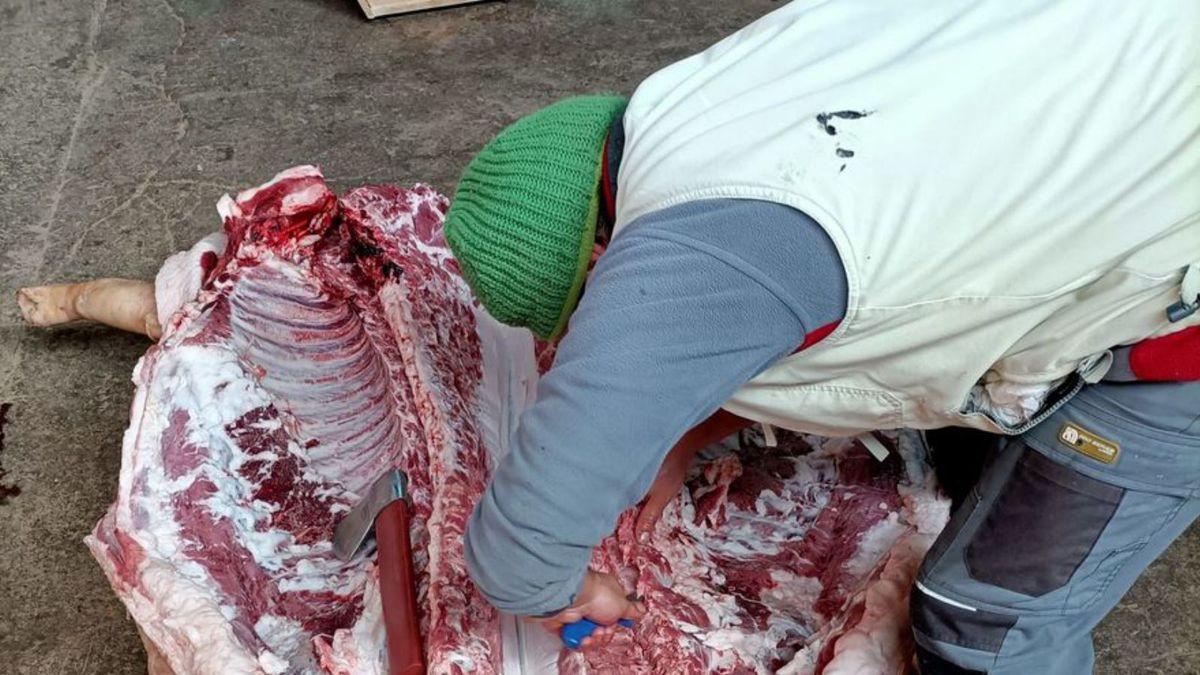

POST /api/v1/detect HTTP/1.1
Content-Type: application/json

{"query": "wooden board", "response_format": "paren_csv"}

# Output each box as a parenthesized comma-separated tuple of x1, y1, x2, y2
(358, 0, 490, 19)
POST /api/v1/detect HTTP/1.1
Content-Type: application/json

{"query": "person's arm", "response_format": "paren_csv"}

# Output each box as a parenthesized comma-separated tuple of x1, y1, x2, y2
(464, 200, 846, 617)
(634, 408, 753, 540)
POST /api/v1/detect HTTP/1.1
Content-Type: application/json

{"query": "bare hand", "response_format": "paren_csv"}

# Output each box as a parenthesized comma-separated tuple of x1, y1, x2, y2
(538, 570, 645, 650)
(635, 442, 697, 542)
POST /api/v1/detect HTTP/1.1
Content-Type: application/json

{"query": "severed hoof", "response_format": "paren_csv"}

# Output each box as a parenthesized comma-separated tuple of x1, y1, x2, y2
(16, 284, 81, 328)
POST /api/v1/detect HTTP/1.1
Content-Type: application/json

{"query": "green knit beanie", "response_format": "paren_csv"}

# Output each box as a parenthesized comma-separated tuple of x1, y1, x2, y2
(445, 95, 628, 340)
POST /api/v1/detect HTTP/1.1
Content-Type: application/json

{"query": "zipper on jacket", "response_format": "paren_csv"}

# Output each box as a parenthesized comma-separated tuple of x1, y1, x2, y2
(1007, 374, 1085, 436)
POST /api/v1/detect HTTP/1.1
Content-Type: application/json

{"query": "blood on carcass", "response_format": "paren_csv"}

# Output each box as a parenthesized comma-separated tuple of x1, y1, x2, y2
(87, 167, 502, 674)
(563, 432, 947, 675)
(85, 166, 948, 675)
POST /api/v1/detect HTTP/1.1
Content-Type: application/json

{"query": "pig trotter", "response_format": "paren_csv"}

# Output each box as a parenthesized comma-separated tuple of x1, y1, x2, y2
(17, 279, 160, 339)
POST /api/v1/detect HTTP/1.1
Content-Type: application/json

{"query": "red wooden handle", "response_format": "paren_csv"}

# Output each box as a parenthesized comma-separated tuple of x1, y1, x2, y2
(376, 499, 425, 675)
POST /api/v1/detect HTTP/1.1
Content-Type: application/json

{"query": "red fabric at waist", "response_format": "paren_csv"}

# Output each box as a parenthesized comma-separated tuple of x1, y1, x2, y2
(791, 321, 1200, 382)
(1130, 325, 1200, 381)
(793, 320, 841, 355)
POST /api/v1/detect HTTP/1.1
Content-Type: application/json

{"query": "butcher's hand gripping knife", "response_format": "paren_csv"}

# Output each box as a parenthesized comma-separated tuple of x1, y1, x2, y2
(561, 618, 636, 649)
(334, 470, 425, 675)
(334, 470, 632, 661)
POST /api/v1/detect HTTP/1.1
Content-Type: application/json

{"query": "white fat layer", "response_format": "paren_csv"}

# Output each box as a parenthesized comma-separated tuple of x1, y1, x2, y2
(820, 533, 938, 675)
(233, 165, 323, 206)
(700, 628, 779, 674)
(473, 307, 539, 467)
(762, 570, 823, 628)
(699, 571, 825, 674)
(99, 169, 953, 675)
(147, 343, 301, 572)
(155, 232, 228, 334)
(628, 431, 951, 675)
(317, 569, 387, 675)
(841, 514, 908, 581)
(254, 615, 307, 672)
(107, 330, 367, 668)
(82, 545, 266, 675)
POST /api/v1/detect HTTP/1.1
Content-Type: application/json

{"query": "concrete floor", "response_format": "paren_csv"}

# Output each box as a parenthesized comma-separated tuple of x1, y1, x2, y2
(0, 1, 1196, 673)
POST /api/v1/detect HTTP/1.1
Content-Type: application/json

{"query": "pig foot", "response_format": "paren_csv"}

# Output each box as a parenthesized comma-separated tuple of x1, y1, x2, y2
(16, 284, 83, 327)
(17, 279, 160, 339)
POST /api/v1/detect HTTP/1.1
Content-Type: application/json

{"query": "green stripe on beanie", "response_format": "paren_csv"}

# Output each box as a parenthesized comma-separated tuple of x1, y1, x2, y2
(445, 95, 628, 340)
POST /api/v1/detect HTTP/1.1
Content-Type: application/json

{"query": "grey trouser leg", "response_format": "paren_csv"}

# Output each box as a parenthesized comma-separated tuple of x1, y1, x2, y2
(912, 381, 1200, 674)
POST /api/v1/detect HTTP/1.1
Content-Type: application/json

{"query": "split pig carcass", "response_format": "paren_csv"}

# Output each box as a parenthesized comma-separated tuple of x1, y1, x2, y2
(86, 166, 949, 674)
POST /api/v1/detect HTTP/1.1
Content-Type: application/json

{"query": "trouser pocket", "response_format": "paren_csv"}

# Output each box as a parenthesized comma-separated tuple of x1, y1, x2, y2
(913, 382, 1200, 673)
(964, 446, 1124, 597)
(910, 583, 1016, 653)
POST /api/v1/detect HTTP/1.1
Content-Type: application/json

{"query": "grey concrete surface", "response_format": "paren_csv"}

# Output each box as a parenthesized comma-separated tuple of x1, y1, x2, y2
(0, 1, 1195, 673)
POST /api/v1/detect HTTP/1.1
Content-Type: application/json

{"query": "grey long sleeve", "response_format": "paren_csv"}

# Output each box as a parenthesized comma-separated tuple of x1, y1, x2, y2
(463, 199, 847, 616)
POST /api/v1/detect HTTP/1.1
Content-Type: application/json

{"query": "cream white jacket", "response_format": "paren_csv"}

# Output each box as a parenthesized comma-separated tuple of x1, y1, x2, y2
(616, 0, 1200, 436)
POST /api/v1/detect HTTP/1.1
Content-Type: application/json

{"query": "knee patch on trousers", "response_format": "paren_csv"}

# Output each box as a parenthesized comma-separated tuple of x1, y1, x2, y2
(965, 448, 1124, 596)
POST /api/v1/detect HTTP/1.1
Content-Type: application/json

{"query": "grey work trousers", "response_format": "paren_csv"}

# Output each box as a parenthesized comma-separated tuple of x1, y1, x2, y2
(912, 380, 1200, 674)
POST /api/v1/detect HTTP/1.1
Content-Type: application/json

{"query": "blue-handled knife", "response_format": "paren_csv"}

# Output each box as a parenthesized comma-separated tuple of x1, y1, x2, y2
(560, 618, 636, 649)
